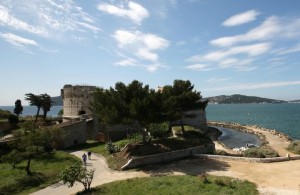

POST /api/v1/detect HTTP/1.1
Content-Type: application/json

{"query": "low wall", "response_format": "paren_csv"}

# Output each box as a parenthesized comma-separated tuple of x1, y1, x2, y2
(121, 144, 215, 170)
(193, 154, 300, 163)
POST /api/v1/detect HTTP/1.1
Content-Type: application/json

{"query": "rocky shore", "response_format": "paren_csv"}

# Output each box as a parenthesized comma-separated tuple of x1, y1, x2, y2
(208, 121, 294, 156)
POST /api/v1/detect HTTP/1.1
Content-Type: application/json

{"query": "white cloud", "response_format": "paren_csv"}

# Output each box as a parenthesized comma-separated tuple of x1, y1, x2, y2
(275, 44, 300, 55)
(223, 10, 260, 27)
(0, 33, 38, 47)
(146, 64, 165, 73)
(0, 5, 46, 36)
(98, 1, 149, 24)
(0, 1, 99, 40)
(211, 17, 280, 47)
(189, 42, 271, 62)
(115, 58, 137, 67)
(206, 80, 300, 91)
(185, 64, 211, 71)
(137, 49, 158, 61)
(206, 77, 231, 84)
(113, 30, 169, 62)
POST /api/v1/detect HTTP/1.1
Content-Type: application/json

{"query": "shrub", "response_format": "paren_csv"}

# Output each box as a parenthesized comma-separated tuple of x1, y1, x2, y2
(0, 109, 11, 119)
(243, 146, 279, 158)
(148, 122, 170, 138)
(287, 141, 300, 154)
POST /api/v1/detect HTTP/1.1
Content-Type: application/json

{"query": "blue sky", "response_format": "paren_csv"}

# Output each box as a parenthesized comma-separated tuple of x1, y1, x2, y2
(1, 0, 300, 105)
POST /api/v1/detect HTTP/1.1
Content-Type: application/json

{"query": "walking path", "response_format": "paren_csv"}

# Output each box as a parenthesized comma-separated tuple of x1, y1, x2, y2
(30, 151, 148, 195)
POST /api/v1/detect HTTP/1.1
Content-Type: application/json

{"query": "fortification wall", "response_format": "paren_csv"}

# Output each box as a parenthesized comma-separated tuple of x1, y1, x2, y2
(172, 109, 208, 132)
(59, 120, 87, 148)
(193, 154, 300, 163)
(121, 144, 215, 170)
(61, 85, 97, 117)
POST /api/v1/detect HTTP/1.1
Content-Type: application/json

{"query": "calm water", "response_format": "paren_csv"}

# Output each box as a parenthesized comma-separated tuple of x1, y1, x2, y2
(206, 103, 300, 140)
(0, 106, 63, 117)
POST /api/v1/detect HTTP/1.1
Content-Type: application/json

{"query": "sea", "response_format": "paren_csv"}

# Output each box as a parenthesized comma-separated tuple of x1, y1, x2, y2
(206, 103, 300, 140)
(1, 103, 300, 140)
(0, 106, 63, 118)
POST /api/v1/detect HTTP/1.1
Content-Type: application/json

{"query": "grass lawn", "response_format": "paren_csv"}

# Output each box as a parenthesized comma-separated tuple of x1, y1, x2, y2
(0, 151, 79, 195)
(78, 175, 258, 195)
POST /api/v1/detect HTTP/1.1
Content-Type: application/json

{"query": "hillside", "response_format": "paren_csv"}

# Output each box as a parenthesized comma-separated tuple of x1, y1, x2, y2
(51, 96, 63, 106)
(207, 94, 286, 104)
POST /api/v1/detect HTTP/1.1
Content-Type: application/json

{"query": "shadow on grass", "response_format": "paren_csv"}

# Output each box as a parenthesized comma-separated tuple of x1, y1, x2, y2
(66, 141, 104, 151)
(138, 157, 230, 177)
(0, 172, 47, 195)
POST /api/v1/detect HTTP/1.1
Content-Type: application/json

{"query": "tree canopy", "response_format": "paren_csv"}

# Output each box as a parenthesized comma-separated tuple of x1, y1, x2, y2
(91, 80, 208, 140)
(25, 93, 53, 124)
(14, 99, 23, 116)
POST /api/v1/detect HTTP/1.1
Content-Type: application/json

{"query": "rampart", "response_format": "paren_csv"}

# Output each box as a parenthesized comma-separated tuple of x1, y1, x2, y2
(61, 85, 97, 117)
(171, 109, 208, 132)
(193, 154, 300, 163)
(121, 144, 215, 170)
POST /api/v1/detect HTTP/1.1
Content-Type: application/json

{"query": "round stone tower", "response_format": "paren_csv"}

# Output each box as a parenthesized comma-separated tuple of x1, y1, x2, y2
(61, 85, 97, 118)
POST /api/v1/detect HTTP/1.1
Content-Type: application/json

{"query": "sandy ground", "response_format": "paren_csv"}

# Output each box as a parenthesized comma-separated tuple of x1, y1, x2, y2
(32, 125, 300, 195)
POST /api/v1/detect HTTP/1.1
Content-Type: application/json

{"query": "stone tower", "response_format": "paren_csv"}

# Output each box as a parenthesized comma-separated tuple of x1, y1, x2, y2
(61, 85, 97, 118)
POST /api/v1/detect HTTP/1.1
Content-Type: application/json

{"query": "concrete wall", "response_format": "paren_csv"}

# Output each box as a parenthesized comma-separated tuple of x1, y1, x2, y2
(121, 144, 215, 170)
(193, 154, 300, 163)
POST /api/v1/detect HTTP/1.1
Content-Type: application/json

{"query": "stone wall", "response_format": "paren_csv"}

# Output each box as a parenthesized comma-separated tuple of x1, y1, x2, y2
(171, 109, 208, 132)
(58, 120, 87, 148)
(61, 85, 97, 117)
(193, 154, 300, 163)
(121, 144, 215, 170)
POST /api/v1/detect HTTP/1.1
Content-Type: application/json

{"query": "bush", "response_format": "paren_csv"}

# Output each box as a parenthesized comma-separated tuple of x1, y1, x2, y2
(148, 122, 170, 138)
(243, 147, 279, 158)
(287, 141, 300, 154)
(8, 114, 19, 126)
(0, 109, 11, 119)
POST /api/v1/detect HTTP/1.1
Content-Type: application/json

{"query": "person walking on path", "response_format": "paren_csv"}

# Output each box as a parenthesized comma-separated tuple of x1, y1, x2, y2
(82, 153, 87, 165)
(88, 151, 92, 160)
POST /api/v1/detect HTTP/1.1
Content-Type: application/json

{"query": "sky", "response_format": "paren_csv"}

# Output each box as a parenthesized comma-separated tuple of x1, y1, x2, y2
(1, 0, 300, 105)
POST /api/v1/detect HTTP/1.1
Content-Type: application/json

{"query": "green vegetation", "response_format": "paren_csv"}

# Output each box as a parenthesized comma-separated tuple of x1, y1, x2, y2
(0, 151, 79, 195)
(287, 141, 300, 154)
(0, 109, 11, 119)
(14, 99, 23, 116)
(91, 80, 208, 143)
(243, 146, 279, 158)
(208, 94, 286, 104)
(25, 93, 54, 124)
(77, 175, 258, 195)
(60, 162, 95, 192)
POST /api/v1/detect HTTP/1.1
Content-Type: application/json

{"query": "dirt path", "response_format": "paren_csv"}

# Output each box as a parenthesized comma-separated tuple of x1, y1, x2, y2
(143, 158, 300, 195)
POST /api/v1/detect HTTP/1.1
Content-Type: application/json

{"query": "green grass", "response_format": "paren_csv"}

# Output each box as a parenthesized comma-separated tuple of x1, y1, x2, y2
(77, 175, 258, 195)
(0, 151, 79, 195)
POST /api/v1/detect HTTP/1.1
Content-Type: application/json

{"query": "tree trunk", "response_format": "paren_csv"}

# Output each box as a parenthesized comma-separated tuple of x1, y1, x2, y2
(26, 158, 32, 175)
(34, 107, 40, 127)
(43, 110, 48, 121)
(180, 113, 185, 135)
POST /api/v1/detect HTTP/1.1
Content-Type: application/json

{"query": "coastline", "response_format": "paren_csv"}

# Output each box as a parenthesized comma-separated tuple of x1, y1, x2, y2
(208, 121, 295, 157)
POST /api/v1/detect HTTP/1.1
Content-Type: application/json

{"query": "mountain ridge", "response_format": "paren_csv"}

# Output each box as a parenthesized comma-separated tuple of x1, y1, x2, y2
(206, 94, 287, 104)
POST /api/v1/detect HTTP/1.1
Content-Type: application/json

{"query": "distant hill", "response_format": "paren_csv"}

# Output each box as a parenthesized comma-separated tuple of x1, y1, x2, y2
(51, 96, 63, 106)
(288, 99, 300, 103)
(207, 94, 287, 104)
